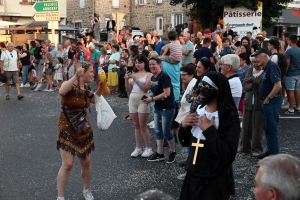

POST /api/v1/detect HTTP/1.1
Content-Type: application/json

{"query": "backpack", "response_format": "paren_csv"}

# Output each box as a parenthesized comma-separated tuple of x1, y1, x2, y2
(272, 53, 287, 78)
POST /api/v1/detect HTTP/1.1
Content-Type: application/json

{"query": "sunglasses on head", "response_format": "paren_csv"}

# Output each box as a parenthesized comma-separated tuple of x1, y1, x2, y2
(201, 57, 209, 62)
(149, 57, 160, 61)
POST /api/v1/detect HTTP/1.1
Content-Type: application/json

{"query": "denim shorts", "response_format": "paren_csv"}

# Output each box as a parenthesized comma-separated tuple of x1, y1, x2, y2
(285, 76, 300, 90)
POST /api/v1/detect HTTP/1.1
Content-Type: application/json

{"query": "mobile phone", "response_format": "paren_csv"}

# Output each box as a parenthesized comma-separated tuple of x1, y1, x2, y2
(141, 95, 148, 100)
(127, 67, 133, 73)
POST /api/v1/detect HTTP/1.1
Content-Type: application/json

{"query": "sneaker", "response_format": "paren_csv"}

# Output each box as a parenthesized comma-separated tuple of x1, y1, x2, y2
(295, 107, 300, 112)
(131, 147, 143, 157)
(284, 109, 294, 114)
(252, 152, 261, 157)
(48, 89, 54, 92)
(83, 189, 94, 200)
(147, 121, 154, 127)
(177, 173, 186, 181)
(24, 83, 30, 87)
(43, 88, 49, 92)
(141, 148, 153, 158)
(20, 83, 24, 87)
(167, 152, 176, 164)
(147, 152, 165, 162)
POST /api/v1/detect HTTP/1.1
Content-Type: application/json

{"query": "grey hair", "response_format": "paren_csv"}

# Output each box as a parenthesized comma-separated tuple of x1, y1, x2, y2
(50, 43, 55, 47)
(258, 154, 300, 200)
(261, 53, 270, 61)
(227, 35, 232, 39)
(6, 42, 13, 47)
(221, 54, 240, 72)
(262, 31, 267, 34)
(88, 44, 95, 50)
(100, 47, 107, 54)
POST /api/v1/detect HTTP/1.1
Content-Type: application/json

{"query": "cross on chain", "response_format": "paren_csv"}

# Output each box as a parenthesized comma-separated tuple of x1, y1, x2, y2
(192, 139, 204, 165)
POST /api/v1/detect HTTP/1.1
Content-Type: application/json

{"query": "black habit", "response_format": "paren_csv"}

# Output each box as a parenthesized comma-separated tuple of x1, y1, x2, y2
(178, 72, 240, 200)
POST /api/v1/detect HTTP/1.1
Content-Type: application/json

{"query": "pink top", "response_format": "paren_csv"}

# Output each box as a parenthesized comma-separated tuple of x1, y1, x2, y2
(169, 41, 182, 62)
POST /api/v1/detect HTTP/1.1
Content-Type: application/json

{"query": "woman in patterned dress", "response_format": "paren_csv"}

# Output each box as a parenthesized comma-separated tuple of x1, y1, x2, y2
(56, 61, 101, 200)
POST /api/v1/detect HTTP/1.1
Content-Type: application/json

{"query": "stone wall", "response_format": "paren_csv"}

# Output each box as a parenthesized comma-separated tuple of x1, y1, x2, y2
(131, 0, 189, 36)
(67, 0, 94, 28)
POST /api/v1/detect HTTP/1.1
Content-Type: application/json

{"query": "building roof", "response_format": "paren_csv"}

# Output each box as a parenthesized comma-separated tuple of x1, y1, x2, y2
(273, 9, 300, 26)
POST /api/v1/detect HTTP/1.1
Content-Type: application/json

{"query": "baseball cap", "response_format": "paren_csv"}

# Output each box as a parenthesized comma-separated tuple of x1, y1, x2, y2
(204, 29, 212, 34)
(250, 48, 270, 57)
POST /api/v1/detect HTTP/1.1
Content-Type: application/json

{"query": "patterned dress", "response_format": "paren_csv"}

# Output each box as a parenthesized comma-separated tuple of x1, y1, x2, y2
(57, 85, 94, 158)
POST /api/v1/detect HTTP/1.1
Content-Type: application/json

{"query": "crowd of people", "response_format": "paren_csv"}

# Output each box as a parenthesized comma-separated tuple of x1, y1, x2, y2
(0, 21, 300, 200)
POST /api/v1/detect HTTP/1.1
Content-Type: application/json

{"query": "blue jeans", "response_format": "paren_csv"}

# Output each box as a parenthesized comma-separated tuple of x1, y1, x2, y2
(22, 65, 30, 84)
(154, 108, 175, 141)
(261, 95, 282, 155)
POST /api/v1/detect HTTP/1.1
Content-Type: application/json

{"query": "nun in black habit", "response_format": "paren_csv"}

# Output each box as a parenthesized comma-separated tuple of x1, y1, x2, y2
(178, 71, 240, 200)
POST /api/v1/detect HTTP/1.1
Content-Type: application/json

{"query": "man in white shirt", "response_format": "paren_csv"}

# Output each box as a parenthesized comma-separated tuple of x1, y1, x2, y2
(0, 42, 23, 100)
(183, 23, 189, 34)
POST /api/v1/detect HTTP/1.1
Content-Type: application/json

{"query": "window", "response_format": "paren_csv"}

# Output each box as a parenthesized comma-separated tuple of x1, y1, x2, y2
(175, 14, 183, 26)
(139, 0, 146, 5)
(156, 0, 162, 3)
(112, 0, 119, 8)
(74, 22, 81, 28)
(159, 18, 162, 30)
(79, 0, 85, 8)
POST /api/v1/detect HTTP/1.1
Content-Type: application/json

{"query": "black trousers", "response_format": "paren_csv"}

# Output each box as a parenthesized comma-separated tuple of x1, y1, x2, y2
(118, 74, 126, 95)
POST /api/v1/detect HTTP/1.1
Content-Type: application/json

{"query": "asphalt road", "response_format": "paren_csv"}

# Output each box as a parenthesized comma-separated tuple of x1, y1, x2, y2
(0, 84, 299, 200)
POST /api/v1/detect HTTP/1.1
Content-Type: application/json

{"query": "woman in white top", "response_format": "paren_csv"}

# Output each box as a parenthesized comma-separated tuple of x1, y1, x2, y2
(125, 54, 153, 158)
(99, 47, 109, 74)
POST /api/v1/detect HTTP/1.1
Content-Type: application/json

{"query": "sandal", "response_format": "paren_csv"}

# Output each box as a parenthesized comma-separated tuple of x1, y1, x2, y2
(123, 115, 132, 121)
(6, 95, 10, 100)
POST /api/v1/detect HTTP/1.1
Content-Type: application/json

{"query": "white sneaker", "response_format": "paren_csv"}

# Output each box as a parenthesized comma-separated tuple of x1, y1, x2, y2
(141, 147, 153, 158)
(20, 83, 24, 87)
(83, 189, 94, 200)
(131, 147, 143, 157)
(147, 121, 154, 127)
(48, 89, 54, 92)
(43, 88, 48, 92)
(24, 83, 30, 87)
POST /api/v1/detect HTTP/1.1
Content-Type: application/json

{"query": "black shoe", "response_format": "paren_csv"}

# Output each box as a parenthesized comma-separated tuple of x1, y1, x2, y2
(147, 152, 165, 162)
(17, 95, 24, 100)
(167, 152, 176, 163)
(163, 139, 169, 147)
(174, 134, 178, 143)
(257, 151, 269, 159)
(6, 95, 10, 100)
(178, 161, 186, 168)
(119, 94, 128, 98)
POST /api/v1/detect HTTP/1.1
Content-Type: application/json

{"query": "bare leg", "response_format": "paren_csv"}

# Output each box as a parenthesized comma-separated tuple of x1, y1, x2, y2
(5, 85, 10, 96)
(79, 154, 92, 190)
(287, 90, 295, 110)
(156, 140, 164, 154)
(46, 75, 52, 89)
(15, 82, 21, 95)
(138, 113, 151, 148)
(294, 90, 300, 108)
(130, 113, 142, 148)
(57, 149, 75, 197)
(167, 138, 176, 152)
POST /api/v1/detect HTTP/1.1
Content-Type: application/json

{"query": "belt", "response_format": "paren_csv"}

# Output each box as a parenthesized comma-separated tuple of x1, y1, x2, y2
(261, 94, 280, 100)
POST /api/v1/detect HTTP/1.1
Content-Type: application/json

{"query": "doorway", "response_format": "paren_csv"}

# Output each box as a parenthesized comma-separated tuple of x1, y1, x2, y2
(156, 16, 163, 36)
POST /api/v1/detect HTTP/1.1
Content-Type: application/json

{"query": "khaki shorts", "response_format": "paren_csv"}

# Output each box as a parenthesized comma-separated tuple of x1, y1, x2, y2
(129, 92, 150, 113)
(5, 71, 20, 86)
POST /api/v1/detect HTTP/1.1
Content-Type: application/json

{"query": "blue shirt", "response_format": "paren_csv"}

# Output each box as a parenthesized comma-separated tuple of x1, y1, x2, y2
(193, 47, 213, 64)
(285, 46, 300, 76)
(162, 61, 180, 101)
(237, 65, 250, 83)
(90, 49, 101, 69)
(154, 41, 165, 55)
(259, 61, 281, 98)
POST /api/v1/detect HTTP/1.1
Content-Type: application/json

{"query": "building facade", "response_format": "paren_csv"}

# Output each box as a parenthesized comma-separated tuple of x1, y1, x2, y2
(66, 0, 189, 36)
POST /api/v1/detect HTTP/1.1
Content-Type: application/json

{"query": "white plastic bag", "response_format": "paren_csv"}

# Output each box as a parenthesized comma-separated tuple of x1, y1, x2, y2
(94, 94, 117, 130)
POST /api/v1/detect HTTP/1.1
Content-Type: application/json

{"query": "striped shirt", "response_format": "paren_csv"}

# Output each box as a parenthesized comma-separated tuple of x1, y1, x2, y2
(169, 41, 182, 62)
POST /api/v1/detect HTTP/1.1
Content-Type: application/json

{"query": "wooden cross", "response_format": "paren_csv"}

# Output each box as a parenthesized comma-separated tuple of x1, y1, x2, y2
(192, 139, 204, 165)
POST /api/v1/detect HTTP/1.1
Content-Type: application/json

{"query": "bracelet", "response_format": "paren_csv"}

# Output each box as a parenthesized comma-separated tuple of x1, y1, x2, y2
(152, 96, 154, 101)
(88, 93, 94, 99)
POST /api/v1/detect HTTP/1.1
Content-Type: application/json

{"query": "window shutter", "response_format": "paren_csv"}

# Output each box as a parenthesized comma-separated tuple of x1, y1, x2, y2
(112, 0, 119, 8)
(79, 0, 85, 8)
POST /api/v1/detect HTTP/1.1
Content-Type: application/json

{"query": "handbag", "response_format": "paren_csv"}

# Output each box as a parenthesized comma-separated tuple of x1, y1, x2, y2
(0, 73, 7, 83)
(33, 58, 40, 64)
(62, 108, 90, 134)
(175, 107, 189, 124)
(94, 94, 117, 130)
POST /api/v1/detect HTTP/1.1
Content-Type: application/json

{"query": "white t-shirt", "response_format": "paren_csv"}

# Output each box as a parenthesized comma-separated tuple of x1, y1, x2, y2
(191, 105, 219, 140)
(228, 76, 242, 97)
(0, 50, 18, 71)
(184, 27, 189, 34)
(270, 54, 278, 64)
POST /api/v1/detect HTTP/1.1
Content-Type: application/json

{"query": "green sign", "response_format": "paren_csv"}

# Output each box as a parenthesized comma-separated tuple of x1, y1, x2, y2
(33, 1, 59, 12)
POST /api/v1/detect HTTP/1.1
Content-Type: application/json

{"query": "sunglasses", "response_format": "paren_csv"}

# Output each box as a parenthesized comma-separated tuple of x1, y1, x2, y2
(10, 53, 13, 58)
(198, 82, 215, 91)
(201, 57, 209, 62)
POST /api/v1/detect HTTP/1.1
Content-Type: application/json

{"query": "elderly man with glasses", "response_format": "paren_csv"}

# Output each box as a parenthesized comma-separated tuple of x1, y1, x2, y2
(0, 42, 24, 100)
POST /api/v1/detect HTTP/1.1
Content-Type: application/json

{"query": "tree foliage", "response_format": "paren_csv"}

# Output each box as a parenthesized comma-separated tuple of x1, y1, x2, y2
(170, 0, 293, 29)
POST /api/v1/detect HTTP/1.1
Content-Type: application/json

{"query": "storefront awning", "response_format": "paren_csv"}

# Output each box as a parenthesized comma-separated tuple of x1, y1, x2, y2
(273, 9, 300, 26)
